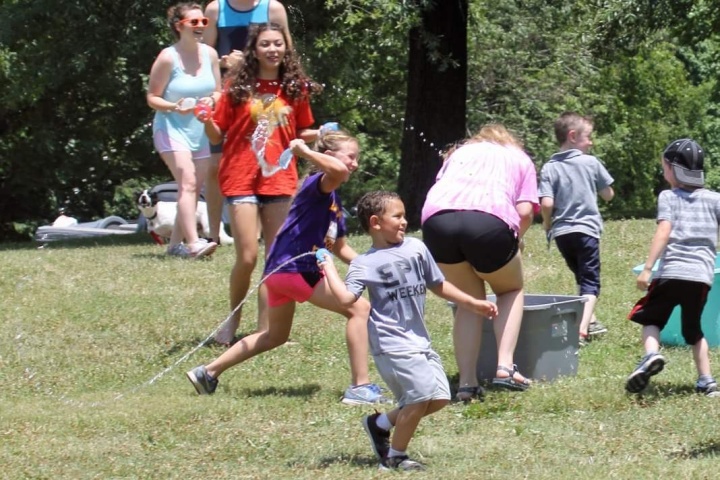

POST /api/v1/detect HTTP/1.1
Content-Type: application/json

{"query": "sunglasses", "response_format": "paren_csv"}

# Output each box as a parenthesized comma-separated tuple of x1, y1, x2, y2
(179, 17, 209, 27)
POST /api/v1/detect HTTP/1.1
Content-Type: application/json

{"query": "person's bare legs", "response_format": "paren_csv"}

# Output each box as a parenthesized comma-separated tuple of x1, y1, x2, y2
(205, 301, 295, 379)
(438, 261, 487, 390)
(205, 152, 224, 242)
(309, 277, 372, 386)
(478, 253, 527, 383)
(160, 151, 200, 246)
(384, 399, 448, 451)
(641, 325, 661, 354)
(579, 294, 598, 337)
(255, 200, 292, 332)
(692, 337, 712, 377)
(214, 202, 260, 345)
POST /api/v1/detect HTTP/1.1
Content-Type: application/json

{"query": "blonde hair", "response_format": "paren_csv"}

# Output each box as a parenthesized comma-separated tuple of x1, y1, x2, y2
(299, 129, 359, 176)
(442, 123, 523, 159)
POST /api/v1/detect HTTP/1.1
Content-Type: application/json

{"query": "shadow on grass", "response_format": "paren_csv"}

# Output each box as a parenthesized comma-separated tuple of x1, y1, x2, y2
(315, 453, 377, 469)
(627, 382, 697, 405)
(670, 439, 720, 459)
(243, 383, 322, 399)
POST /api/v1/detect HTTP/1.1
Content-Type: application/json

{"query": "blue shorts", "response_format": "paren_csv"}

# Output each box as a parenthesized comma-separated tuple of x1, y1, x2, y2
(225, 194, 292, 206)
(555, 232, 600, 296)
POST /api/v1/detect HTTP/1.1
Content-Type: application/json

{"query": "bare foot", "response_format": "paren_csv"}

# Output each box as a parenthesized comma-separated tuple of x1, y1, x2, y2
(214, 316, 240, 346)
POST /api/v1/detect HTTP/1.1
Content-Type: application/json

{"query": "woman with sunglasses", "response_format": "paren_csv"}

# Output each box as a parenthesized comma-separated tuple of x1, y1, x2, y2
(146, 2, 222, 258)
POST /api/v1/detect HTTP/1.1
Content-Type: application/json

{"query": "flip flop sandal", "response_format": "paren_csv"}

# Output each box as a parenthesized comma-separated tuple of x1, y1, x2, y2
(456, 385, 484, 403)
(492, 364, 530, 391)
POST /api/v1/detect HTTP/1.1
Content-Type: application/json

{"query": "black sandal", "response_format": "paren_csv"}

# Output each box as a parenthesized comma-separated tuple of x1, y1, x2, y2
(456, 385, 484, 403)
(492, 364, 530, 391)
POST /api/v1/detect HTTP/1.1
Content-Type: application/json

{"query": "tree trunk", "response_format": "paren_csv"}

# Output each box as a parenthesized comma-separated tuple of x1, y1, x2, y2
(398, 0, 468, 229)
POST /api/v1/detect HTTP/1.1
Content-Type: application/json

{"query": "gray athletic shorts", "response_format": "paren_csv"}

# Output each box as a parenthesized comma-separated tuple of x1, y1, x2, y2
(373, 349, 451, 407)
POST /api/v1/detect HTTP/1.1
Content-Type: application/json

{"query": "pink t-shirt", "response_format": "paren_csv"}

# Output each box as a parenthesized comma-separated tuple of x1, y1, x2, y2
(420, 141, 539, 233)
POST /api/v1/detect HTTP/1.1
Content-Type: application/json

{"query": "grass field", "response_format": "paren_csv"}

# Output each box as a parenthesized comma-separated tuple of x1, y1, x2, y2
(2, 219, 720, 479)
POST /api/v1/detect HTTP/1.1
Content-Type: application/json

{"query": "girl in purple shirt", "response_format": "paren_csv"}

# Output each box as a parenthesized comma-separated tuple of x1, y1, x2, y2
(187, 129, 387, 405)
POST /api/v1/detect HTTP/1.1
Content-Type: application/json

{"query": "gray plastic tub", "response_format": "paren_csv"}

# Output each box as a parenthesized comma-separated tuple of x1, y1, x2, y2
(450, 294, 585, 382)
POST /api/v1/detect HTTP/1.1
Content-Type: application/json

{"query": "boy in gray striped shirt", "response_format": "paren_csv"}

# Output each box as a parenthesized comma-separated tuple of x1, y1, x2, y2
(626, 138, 720, 396)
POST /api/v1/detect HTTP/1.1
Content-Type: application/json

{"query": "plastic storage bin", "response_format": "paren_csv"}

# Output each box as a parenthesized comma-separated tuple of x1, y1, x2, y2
(631, 255, 720, 346)
(450, 294, 585, 381)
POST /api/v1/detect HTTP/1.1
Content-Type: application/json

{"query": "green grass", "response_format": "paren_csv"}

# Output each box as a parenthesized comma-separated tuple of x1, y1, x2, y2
(3, 220, 720, 479)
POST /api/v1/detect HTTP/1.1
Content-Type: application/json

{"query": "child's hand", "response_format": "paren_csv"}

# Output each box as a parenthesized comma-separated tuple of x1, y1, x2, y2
(472, 299, 498, 318)
(636, 269, 652, 291)
(290, 139, 310, 157)
(315, 248, 333, 270)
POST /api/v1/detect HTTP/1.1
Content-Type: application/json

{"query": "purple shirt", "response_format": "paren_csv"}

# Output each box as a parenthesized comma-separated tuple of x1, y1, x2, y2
(264, 173, 347, 275)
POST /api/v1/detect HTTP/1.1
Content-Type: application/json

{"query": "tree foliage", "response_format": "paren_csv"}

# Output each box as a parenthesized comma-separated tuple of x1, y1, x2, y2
(4, 0, 720, 240)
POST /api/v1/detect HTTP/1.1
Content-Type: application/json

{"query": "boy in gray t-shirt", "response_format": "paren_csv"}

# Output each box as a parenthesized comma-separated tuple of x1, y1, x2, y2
(539, 112, 614, 344)
(626, 138, 720, 397)
(320, 191, 497, 472)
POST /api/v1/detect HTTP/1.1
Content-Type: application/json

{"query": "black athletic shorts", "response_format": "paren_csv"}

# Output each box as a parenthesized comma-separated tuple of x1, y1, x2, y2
(628, 278, 709, 345)
(422, 210, 518, 274)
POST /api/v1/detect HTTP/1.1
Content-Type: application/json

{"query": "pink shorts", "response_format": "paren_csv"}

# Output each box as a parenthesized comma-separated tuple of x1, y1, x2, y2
(153, 130, 210, 160)
(265, 272, 324, 307)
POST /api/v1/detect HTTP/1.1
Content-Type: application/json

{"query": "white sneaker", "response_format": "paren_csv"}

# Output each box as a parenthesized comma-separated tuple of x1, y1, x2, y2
(188, 239, 217, 259)
(166, 243, 190, 257)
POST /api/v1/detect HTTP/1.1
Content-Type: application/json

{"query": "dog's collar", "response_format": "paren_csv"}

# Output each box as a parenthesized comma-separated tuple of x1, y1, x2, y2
(145, 211, 158, 221)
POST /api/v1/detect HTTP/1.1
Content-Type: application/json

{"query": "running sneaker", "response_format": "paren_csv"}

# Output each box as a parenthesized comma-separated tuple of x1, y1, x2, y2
(588, 321, 608, 336)
(341, 383, 392, 406)
(186, 365, 218, 395)
(362, 413, 390, 461)
(696, 378, 720, 397)
(380, 455, 426, 472)
(625, 352, 666, 393)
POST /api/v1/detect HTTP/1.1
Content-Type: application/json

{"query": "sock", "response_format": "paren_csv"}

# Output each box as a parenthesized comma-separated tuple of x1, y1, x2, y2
(376, 413, 392, 431)
(388, 447, 406, 458)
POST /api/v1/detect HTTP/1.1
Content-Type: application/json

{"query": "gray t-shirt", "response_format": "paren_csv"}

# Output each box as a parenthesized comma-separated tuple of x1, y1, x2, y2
(538, 149, 614, 239)
(345, 237, 445, 356)
(656, 188, 720, 286)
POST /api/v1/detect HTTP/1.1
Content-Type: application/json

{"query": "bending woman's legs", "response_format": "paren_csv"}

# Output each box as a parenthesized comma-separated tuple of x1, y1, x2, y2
(479, 253, 527, 383)
(437, 260, 487, 390)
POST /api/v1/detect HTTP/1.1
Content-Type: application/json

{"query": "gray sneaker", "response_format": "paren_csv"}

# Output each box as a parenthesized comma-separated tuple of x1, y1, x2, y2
(362, 413, 390, 460)
(625, 352, 666, 393)
(166, 243, 190, 257)
(380, 455, 425, 471)
(696, 379, 720, 397)
(588, 321, 608, 336)
(341, 383, 392, 406)
(186, 365, 218, 395)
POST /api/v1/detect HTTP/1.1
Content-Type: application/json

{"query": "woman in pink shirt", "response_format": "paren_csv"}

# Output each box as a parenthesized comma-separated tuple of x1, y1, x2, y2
(421, 124, 538, 400)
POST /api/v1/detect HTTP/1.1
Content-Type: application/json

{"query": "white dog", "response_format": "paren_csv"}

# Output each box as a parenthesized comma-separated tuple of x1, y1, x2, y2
(136, 189, 234, 246)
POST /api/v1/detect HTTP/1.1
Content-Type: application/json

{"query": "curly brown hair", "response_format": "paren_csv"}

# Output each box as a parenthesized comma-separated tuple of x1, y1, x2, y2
(225, 23, 323, 105)
(356, 191, 401, 233)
